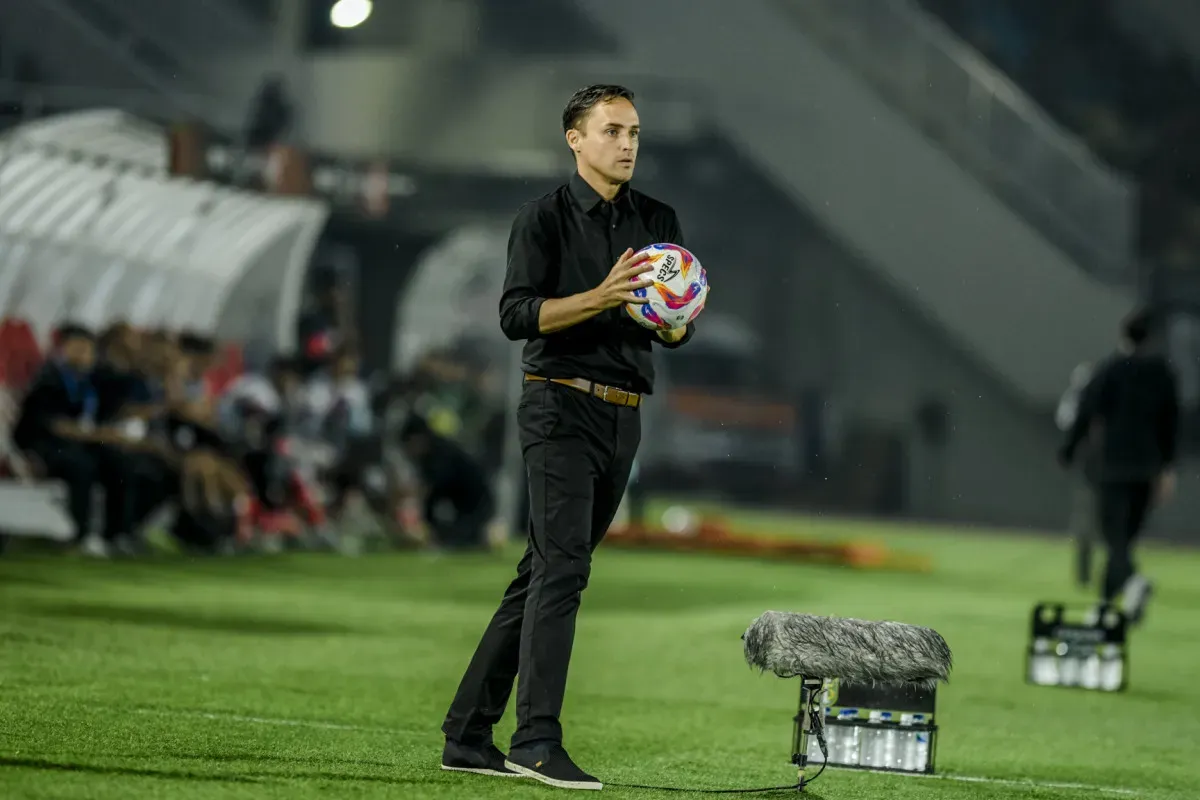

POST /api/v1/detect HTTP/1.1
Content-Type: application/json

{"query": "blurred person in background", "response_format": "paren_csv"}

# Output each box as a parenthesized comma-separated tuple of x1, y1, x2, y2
(298, 266, 352, 377)
(244, 74, 293, 150)
(298, 345, 372, 443)
(166, 333, 252, 551)
(1059, 309, 1180, 624)
(1056, 360, 1097, 587)
(299, 346, 375, 520)
(92, 323, 179, 548)
(397, 413, 493, 553)
(220, 353, 331, 550)
(12, 324, 138, 555)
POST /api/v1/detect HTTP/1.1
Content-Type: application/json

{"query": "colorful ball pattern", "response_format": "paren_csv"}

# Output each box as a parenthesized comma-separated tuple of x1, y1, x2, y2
(624, 243, 708, 331)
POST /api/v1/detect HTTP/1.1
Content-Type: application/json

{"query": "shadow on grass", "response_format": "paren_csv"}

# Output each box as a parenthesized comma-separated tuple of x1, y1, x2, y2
(0, 571, 73, 589)
(610, 779, 817, 797)
(2, 755, 439, 787)
(29, 602, 358, 636)
(170, 751, 402, 770)
(0, 756, 264, 784)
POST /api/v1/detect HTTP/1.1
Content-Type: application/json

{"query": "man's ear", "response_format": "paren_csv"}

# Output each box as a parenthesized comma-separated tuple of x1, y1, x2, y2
(565, 128, 582, 154)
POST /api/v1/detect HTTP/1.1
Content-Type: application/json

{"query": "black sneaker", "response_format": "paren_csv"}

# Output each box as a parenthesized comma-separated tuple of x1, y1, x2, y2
(441, 738, 521, 778)
(505, 744, 602, 791)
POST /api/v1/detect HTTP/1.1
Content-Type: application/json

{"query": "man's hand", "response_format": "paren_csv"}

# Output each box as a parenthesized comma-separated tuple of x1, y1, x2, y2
(588, 248, 654, 310)
(656, 326, 688, 344)
(536, 249, 654, 335)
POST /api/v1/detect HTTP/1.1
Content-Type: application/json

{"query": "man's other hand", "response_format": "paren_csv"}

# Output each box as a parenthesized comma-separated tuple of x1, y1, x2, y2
(656, 326, 687, 344)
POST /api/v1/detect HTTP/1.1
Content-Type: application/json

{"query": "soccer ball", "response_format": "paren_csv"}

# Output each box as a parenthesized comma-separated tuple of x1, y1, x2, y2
(625, 243, 708, 331)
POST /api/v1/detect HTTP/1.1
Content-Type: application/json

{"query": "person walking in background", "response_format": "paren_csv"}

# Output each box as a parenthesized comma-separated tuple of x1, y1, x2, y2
(1056, 360, 1097, 587)
(1059, 309, 1180, 624)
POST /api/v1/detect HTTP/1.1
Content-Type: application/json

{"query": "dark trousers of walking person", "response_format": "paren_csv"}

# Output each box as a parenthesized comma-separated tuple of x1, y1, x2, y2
(1096, 480, 1153, 603)
(442, 378, 640, 749)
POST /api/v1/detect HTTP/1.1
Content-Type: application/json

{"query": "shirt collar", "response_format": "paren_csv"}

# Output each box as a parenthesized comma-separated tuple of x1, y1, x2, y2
(569, 171, 633, 215)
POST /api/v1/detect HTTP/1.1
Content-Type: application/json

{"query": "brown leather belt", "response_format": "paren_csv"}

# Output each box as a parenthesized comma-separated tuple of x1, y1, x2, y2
(524, 373, 641, 408)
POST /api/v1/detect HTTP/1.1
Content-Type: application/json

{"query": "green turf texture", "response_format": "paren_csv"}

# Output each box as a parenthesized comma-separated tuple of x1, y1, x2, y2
(2, 509, 1197, 799)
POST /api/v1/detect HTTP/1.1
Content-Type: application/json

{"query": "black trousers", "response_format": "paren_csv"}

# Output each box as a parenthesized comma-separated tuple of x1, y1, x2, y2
(442, 379, 640, 750)
(29, 440, 137, 542)
(1096, 480, 1153, 602)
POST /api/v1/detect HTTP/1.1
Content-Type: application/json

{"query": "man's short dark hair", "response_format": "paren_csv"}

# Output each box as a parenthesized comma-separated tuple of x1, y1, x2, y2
(1122, 307, 1154, 346)
(58, 323, 94, 343)
(562, 84, 635, 133)
(179, 332, 215, 355)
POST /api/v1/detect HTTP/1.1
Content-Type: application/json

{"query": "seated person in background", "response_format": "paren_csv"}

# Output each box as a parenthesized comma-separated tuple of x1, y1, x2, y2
(165, 332, 251, 547)
(219, 354, 327, 544)
(397, 414, 494, 552)
(92, 323, 176, 543)
(297, 346, 374, 515)
(12, 324, 136, 553)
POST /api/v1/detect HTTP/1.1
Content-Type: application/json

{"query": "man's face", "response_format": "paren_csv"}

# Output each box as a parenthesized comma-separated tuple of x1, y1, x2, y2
(61, 337, 95, 372)
(568, 98, 640, 185)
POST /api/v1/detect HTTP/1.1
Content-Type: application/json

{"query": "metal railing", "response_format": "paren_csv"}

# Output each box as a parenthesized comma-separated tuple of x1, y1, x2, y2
(775, 0, 1137, 284)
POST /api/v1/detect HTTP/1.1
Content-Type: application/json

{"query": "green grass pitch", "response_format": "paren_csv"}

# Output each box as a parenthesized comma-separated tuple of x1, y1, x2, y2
(2, 508, 1198, 799)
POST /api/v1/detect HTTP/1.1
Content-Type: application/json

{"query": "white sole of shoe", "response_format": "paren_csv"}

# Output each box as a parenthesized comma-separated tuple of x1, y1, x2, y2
(441, 764, 523, 778)
(504, 760, 603, 790)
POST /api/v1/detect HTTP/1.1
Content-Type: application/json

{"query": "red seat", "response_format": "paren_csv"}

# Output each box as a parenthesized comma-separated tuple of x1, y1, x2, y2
(0, 317, 43, 395)
(205, 343, 245, 397)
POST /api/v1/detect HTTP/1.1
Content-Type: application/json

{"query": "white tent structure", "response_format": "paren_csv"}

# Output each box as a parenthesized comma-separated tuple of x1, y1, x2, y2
(0, 110, 329, 349)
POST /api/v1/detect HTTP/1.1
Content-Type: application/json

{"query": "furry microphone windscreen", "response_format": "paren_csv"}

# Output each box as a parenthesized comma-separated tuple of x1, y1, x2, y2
(742, 611, 952, 689)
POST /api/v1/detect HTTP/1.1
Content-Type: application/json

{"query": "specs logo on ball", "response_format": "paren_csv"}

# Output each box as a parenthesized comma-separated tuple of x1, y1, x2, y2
(656, 253, 680, 283)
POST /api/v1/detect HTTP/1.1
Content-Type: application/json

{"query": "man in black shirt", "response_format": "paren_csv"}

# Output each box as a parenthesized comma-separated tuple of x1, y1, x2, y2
(1060, 309, 1179, 623)
(13, 325, 132, 548)
(93, 324, 174, 546)
(440, 85, 696, 790)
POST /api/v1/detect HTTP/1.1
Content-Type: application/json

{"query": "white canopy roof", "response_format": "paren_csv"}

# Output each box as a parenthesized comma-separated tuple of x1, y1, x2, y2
(0, 110, 329, 349)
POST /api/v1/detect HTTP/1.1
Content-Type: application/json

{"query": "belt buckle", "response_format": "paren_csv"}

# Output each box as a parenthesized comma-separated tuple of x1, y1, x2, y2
(601, 385, 613, 403)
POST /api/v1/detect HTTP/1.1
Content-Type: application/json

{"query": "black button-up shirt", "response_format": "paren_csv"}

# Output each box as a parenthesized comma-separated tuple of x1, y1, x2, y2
(499, 172, 695, 395)
(1061, 351, 1180, 481)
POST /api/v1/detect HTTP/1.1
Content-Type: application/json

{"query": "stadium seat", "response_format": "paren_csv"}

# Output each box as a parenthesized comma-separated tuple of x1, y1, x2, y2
(204, 342, 245, 397)
(0, 316, 43, 395)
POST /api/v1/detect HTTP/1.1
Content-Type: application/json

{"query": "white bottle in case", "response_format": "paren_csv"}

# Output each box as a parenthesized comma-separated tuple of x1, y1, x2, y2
(878, 711, 899, 769)
(835, 709, 860, 765)
(1057, 642, 1081, 687)
(860, 711, 885, 768)
(1030, 638, 1058, 685)
(911, 714, 930, 772)
(898, 713, 918, 771)
(1099, 644, 1124, 691)
(1081, 648, 1102, 689)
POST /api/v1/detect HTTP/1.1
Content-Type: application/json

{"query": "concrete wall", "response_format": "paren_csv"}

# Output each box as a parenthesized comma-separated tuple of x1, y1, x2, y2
(571, 0, 1137, 407)
(636, 147, 1066, 529)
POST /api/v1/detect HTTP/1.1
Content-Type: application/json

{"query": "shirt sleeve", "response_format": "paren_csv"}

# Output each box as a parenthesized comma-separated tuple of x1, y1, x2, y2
(1060, 361, 1106, 464)
(654, 209, 697, 350)
(1159, 365, 1180, 468)
(17, 379, 57, 434)
(498, 202, 554, 341)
